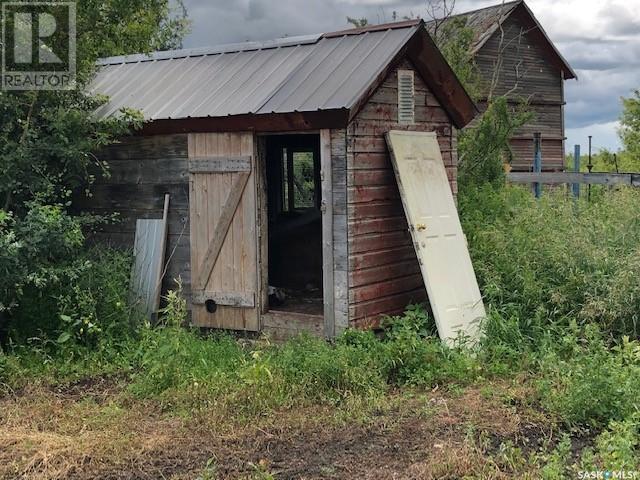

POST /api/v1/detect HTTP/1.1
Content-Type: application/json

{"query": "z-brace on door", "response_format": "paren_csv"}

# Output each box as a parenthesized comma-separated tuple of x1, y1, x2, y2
(188, 132, 260, 331)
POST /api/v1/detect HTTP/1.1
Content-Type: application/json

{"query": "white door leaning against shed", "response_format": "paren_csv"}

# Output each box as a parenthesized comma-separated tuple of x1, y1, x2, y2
(385, 130, 485, 344)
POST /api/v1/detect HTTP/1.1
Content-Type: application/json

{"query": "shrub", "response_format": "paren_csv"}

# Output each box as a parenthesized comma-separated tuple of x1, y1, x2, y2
(537, 325, 640, 427)
(7, 246, 135, 346)
(381, 304, 482, 387)
(458, 97, 532, 187)
(579, 417, 640, 470)
(0, 204, 84, 314)
(460, 185, 640, 340)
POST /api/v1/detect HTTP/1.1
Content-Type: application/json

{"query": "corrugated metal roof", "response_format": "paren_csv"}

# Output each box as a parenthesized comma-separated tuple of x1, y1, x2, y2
(91, 24, 418, 121)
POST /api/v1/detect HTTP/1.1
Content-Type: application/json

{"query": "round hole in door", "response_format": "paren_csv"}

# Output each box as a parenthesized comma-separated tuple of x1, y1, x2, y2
(205, 299, 217, 313)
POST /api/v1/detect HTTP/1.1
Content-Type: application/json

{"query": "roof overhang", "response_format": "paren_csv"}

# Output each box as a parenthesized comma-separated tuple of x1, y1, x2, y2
(132, 20, 478, 134)
(338, 21, 478, 129)
(404, 23, 478, 128)
(139, 108, 350, 135)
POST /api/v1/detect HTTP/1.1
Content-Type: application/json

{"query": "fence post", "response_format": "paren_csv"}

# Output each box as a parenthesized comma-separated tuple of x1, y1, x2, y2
(588, 135, 593, 202)
(573, 144, 581, 198)
(533, 132, 542, 198)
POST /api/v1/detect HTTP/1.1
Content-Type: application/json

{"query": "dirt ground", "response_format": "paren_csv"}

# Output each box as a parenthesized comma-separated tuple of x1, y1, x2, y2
(0, 376, 559, 479)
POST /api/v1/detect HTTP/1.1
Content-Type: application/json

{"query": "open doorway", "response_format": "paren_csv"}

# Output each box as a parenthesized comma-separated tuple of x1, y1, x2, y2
(265, 134, 323, 316)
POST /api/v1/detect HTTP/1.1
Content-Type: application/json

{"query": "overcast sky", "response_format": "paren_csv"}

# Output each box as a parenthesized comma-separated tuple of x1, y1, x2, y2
(181, 0, 640, 153)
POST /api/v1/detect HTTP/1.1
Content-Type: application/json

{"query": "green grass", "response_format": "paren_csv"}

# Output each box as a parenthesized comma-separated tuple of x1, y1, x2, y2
(462, 185, 640, 340)
(2, 185, 640, 472)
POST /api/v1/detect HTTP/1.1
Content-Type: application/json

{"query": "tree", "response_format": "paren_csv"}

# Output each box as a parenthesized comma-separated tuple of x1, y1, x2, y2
(346, 16, 369, 28)
(425, 2, 531, 186)
(430, 15, 481, 100)
(458, 97, 531, 187)
(619, 89, 640, 161)
(0, 1, 190, 314)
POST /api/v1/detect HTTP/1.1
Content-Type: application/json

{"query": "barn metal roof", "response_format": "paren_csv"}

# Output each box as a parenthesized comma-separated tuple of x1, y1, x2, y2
(91, 23, 419, 121)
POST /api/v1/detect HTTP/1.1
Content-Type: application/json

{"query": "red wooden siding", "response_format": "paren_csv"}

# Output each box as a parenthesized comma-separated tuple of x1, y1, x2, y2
(346, 58, 457, 328)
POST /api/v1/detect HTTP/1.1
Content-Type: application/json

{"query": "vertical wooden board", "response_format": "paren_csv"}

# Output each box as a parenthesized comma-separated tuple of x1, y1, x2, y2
(242, 132, 259, 331)
(189, 134, 206, 327)
(330, 128, 349, 335)
(320, 129, 334, 338)
(255, 136, 269, 316)
(215, 135, 234, 329)
(231, 134, 244, 330)
(217, 133, 234, 328)
(234, 132, 249, 331)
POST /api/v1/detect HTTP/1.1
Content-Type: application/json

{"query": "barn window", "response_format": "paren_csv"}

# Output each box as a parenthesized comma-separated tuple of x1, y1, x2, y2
(397, 69, 415, 125)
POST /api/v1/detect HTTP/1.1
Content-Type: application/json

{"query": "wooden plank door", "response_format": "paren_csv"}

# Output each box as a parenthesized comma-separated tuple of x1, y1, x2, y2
(188, 132, 259, 331)
(385, 130, 485, 343)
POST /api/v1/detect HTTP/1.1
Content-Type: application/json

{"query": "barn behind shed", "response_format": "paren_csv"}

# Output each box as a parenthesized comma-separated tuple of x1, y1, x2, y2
(429, 0, 576, 172)
(82, 20, 477, 338)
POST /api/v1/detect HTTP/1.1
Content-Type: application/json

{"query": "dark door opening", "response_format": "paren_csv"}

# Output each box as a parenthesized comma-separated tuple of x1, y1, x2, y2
(265, 134, 323, 316)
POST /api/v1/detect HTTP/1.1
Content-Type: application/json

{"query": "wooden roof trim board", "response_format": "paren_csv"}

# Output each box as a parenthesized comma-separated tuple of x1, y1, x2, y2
(405, 24, 478, 128)
(345, 22, 478, 129)
(139, 109, 350, 135)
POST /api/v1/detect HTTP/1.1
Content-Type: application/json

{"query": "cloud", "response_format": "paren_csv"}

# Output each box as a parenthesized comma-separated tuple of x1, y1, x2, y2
(599, 1, 640, 37)
(560, 40, 640, 71)
(181, 0, 639, 151)
(565, 68, 638, 127)
(566, 121, 621, 153)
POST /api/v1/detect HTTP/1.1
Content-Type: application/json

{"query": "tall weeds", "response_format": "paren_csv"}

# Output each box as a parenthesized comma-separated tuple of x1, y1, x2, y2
(460, 185, 640, 341)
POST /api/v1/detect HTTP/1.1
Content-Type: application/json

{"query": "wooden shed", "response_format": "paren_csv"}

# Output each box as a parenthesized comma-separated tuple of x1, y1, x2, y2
(84, 20, 476, 338)
(429, 0, 576, 171)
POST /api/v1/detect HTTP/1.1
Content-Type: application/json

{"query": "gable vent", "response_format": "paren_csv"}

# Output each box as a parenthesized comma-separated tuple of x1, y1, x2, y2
(397, 70, 415, 125)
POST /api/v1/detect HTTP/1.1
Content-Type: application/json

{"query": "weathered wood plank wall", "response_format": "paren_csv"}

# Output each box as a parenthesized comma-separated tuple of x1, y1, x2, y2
(345, 59, 457, 328)
(474, 14, 565, 171)
(78, 134, 191, 300)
